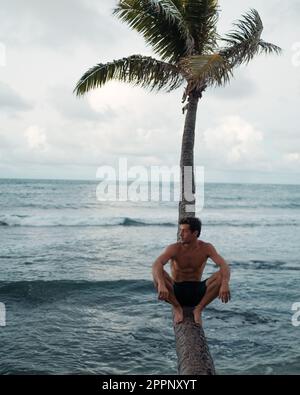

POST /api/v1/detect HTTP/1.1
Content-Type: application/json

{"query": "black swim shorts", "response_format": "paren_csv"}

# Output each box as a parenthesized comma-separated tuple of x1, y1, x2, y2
(173, 280, 208, 307)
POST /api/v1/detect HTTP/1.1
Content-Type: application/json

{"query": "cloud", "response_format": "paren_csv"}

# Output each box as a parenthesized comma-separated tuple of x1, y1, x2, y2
(0, 81, 32, 113)
(0, 0, 299, 183)
(47, 84, 116, 121)
(203, 115, 264, 165)
(284, 152, 300, 163)
(208, 69, 257, 100)
(24, 126, 48, 151)
(0, 0, 116, 50)
(272, 0, 300, 20)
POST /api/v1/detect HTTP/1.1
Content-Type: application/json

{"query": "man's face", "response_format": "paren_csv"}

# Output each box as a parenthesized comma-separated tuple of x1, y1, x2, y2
(179, 224, 197, 244)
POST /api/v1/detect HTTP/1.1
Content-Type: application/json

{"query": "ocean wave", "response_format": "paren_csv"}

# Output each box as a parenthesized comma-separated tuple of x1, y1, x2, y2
(247, 356, 300, 375)
(208, 221, 299, 227)
(0, 279, 153, 301)
(0, 279, 278, 326)
(231, 260, 300, 271)
(7, 199, 300, 210)
(0, 279, 289, 331)
(208, 307, 274, 325)
(206, 202, 300, 209)
(1, 214, 299, 228)
(0, 215, 176, 227)
(14, 203, 100, 209)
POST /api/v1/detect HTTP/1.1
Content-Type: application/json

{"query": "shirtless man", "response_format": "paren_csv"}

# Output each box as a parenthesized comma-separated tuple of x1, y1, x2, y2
(152, 217, 231, 326)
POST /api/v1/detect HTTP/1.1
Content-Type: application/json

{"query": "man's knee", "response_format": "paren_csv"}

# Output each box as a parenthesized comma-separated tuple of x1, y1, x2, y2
(163, 270, 174, 284)
(153, 272, 174, 292)
(208, 271, 222, 287)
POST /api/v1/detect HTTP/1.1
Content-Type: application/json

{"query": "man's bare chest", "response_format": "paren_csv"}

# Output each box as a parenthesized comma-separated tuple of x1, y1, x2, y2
(172, 250, 207, 270)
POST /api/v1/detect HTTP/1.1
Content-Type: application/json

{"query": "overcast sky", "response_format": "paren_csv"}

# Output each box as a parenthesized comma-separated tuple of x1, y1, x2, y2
(0, 0, 299, 184)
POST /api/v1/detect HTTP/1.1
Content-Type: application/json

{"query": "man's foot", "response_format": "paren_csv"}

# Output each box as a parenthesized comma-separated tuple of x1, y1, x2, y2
(173, 306, 184, 325)
(193, 308, 203, 326)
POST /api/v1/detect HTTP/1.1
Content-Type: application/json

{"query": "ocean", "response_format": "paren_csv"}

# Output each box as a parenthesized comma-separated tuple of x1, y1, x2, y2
(0, 178, 299, 374)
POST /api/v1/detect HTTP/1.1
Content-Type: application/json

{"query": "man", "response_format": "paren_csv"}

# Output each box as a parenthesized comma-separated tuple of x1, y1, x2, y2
(152, 217, 231, 326)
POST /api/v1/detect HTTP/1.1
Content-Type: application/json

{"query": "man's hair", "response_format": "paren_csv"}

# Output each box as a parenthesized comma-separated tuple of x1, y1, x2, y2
(179, 217, 202, 238)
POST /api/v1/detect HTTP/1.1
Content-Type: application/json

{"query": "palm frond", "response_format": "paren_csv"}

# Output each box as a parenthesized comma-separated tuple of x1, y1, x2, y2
(74, 55, 184, 96)
(258, 40, 282, 55)
(183, 0, 219, 54)
(179, 53, 233, 91)
(113, 0, 193, 63)
(220, 8, 281, 66)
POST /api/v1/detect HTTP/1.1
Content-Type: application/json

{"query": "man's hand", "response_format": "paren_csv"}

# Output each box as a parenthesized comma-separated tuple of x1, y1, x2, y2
(219, 282, 231, 303)
(157, 282, 169, 301)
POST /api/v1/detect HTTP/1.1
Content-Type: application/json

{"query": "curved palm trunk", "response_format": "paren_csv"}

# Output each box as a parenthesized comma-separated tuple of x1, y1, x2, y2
(174, 89, 215, 375)
(173, 307, 216, 375)
(177, 91, 199, 238)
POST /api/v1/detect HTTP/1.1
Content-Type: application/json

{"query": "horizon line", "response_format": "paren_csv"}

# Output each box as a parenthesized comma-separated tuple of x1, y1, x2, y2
(0, 176, 299, 187)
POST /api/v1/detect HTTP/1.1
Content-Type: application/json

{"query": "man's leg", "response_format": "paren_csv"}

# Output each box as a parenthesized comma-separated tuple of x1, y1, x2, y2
(153, 270, 174, 289)
(154, 271, 183, 325)
(193, 271, 222, 326)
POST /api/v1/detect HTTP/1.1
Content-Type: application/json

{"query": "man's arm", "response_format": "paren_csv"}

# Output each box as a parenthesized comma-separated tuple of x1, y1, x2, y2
(152, 244, 177, 287)
(207, 243, 230, 283)
(207, 243, 231, 302)
(152, 244, 177, 301)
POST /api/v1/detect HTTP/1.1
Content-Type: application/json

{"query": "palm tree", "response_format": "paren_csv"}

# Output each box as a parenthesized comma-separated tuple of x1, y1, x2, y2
(74, 2, 281, 374)
(74, 0, 281, 226)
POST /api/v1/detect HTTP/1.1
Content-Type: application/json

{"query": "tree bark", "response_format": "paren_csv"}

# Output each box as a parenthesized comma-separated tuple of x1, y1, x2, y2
(177, 90, 200, 239)
(174, 88, 216, 375)
(173, 307, 216, 375)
